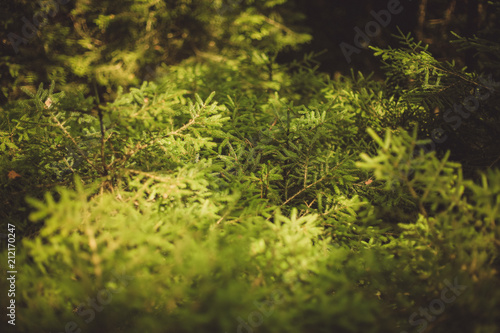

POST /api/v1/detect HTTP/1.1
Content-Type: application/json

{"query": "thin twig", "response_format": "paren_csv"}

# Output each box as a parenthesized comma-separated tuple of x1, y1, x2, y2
(281, 176, 327, 208)
(262, 16, 295, 35)
(51, 114, 101, 174)
(121, 115, 200, 166)
(98, 108, 108, 176)
(122, 168, 174, 182)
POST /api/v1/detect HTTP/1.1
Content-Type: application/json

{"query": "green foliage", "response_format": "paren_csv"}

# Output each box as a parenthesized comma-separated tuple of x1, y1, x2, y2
(1, 0, 310, 102)
(371, 30, 500, 176)
(1, 3, 500, 333)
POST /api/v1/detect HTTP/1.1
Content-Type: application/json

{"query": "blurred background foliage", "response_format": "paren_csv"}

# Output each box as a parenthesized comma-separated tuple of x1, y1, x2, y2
(2, 0, 499, 103)
(1, 0, 310, 103)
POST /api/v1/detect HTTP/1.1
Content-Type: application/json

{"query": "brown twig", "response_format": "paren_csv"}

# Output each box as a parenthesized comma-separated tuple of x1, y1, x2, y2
(51, 114, 101, 175)
(98, 108, 108, 176)
(120, 115, 200, 167)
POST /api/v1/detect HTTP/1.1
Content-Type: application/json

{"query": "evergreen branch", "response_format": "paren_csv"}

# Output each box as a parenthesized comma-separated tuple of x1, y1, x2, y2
(266, 175, 327, 221)
(397, 46, 493, 92)
(51, 114, 101, 175)
(405, 178, 428, 218)
(262, 15, 295, 35)
(120, 114, 200, 167)
(122, 169, 174, 183)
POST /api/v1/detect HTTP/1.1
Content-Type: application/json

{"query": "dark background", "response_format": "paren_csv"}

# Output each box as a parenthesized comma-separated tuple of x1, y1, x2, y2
(281, 0, 487, 77)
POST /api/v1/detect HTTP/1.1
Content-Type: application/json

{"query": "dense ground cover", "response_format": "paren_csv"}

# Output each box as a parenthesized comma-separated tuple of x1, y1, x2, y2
(1, 1, 499, 332)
